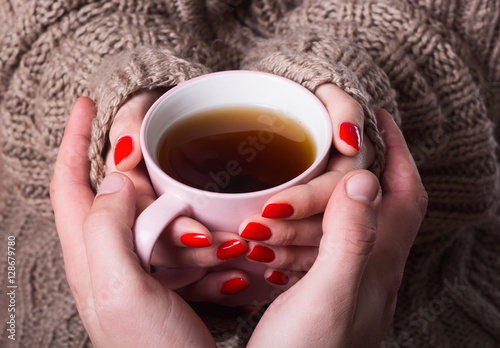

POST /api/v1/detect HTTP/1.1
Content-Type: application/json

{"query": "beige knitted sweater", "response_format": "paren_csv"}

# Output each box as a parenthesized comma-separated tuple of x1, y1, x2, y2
(1, 0, 499, 347)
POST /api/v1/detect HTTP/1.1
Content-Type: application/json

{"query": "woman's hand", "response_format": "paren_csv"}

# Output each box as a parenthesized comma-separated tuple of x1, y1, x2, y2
(50, 98, 216, 347)
(239, 83, 374, 289)
(103, 92, 256, 300)
(105, 82, 374, 302)
(247, 109, 428, 347)
(52, 101, 425, 347)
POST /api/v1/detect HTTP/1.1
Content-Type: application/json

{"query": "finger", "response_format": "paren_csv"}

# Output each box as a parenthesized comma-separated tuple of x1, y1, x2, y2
(151, 232, 248, 268)
(50, 97, 96, 303)
(105, 152, 157, 215)
(152, 268, 209, 290)
(259, 134, 374, 220)
(156, 216, 213, 248)
(371, 109, 428, 278)
(240, 214, 323, 246)
(315, 83, 364, 156)
(246, 242, 318, 272)
(105, 95, 158, 216)
(308, 171, 381, 319)
(176, 270, 251, 303)
(83, 173, 145, 297)
(109, 89, 164, 171)
(264, 268, 304, 290)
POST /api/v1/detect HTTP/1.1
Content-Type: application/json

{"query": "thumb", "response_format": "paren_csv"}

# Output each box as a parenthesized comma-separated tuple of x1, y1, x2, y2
(83, 172, 142, 293)
(309, 170, 381, 310)
(247, 171, 382, 347)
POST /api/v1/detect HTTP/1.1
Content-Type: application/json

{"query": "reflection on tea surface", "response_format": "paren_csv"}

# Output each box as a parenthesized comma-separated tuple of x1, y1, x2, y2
(158, 107, 315, 193)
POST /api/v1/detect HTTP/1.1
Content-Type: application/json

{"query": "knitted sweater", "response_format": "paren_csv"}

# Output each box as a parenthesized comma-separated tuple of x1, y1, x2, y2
(1, 0, 499, 347)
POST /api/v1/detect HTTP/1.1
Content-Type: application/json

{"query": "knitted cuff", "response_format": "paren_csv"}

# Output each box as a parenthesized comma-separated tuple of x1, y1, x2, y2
(88, 47, 211, 191)
(243, 51, 386, 177)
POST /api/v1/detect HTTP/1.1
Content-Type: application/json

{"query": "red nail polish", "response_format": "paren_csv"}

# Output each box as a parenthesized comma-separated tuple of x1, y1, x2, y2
(247, 245, 275, 263)
(114, 135, 134, 166)
(217, 240, 247, 260)
(266, 271, 289, 285)
(262, 203, 294, 219)
(339, 122, 361, 151)
(221, 277, 249, 295)
(180, 233, 211, 248)
(240, 305, 263, 315)
(241, 222, 272, 241)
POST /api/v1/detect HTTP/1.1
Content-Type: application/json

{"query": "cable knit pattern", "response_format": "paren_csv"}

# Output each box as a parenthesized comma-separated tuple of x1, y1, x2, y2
(1, 0, 499, 347)
(88, 48, 212, 190)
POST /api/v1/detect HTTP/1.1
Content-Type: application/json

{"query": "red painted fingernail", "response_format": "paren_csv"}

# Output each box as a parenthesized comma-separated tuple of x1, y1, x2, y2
(266, 271, 289, 285)
(240, 305, 263, 315)
(114, 135, 134, 166)
(180, 233, 211, 248)
(247, 245, 275, 263)
(339, 122, 361, 151)
(241, 222, 272, 241)
(221, 277, 249, 295)
(262, 203, 294, 219)
(217, 240, 247, 260)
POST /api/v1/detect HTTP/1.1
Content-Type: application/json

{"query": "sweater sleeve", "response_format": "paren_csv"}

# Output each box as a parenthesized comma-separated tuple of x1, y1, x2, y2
(240, 30, 400, 177)
(237, 0, 499, 224)
(236, 2, 500, 347)
(87, 48, 211, 190)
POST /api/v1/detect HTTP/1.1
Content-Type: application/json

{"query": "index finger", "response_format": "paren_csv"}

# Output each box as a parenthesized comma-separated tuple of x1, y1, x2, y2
(315, 83, 364, 156)
(50, 97, 96, 298)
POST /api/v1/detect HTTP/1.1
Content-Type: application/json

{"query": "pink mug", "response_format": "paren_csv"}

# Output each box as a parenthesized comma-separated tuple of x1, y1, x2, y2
(134, 71, 332, 306)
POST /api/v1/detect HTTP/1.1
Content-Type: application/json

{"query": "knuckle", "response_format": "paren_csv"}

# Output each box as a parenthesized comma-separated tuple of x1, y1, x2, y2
(343, 96, 364, 118)
(300, 182, 329, 216)
(49, 178, 59, 209)
(271, 249, 297, 270)
(65, 270, 81, 301)
(417, 183, 429, 220)
(340, 223, 377, 256)
(300, 249, 319, 271)
(189, 249, 216, 268)
(273, 247, 318, 271)
(83, 210, 110, 232)
(274, 224, 298, 245)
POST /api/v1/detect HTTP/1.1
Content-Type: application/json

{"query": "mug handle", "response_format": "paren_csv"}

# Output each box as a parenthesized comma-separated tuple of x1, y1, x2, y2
(133, 192, 190, 272)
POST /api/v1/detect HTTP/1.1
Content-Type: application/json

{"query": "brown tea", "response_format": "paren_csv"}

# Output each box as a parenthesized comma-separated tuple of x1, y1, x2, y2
(157, 106, 315, 193)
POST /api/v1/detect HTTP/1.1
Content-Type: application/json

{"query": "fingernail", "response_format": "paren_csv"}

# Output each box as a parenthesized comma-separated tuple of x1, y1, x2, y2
(339, 122, 361, 151)
(239, 305, 263, 315)
(180, 233, 211, 248)
(114, 135, 134, 166)
(97, 173, 125, 196)
(241, 222, 272, 241)
(266, 271, 289, 286)
(221, 277, 249, 295)
(262, 203, 294, 219)
(217, 240, 247, 260)
(346, 172, 380, 203)
(247, 245, 275, 263)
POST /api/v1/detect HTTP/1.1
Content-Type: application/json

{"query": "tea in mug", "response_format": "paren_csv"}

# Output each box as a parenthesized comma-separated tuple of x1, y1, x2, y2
(157, 106, 315, 193)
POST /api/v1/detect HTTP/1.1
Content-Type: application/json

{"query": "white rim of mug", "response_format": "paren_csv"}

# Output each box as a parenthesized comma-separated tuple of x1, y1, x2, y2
(140, 70, 333, 200)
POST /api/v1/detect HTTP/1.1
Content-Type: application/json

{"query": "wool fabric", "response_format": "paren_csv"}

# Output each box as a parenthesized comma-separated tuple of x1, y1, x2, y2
(1, 0, 499, 347)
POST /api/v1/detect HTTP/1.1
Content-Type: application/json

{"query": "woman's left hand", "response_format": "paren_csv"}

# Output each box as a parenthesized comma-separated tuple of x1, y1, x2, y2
(238, 83, 375, 289)
(51, 98, 217, 347)
(248, 109, 428, 347)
